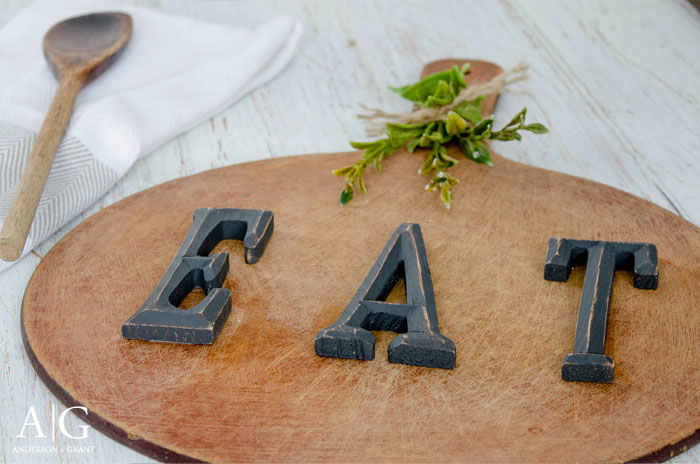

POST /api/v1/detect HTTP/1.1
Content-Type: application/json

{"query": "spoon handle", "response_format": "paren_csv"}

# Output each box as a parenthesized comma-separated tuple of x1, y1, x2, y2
(0, 74, 86, 262)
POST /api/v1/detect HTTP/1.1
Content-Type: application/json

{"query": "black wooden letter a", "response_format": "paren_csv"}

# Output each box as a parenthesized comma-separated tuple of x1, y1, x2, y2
(122, 208, 273, 344)
(544, 238, 658, 383)
(315, 223, 455, 369)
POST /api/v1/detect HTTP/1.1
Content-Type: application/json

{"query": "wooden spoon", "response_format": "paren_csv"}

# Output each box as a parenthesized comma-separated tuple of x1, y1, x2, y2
(0, 12, 132, 262)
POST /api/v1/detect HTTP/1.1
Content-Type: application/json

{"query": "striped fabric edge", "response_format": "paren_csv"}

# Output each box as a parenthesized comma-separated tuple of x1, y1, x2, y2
(0, 120, 120, 271)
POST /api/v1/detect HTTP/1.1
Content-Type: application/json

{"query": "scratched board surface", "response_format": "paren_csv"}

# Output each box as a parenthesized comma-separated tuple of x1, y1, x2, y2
(21, 61, 700, 462)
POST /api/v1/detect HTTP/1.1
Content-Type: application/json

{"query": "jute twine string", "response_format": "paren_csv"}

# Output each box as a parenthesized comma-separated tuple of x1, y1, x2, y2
(358, 61, 530, 136)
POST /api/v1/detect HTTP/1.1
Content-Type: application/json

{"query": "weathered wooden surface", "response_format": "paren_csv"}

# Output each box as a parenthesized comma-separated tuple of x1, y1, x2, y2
(2, 1, 699, 463)
(20, 58, 700, 462)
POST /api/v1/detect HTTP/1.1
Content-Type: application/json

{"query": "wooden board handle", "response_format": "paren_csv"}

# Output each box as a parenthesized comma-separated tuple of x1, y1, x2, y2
(0, 75, 85, 262)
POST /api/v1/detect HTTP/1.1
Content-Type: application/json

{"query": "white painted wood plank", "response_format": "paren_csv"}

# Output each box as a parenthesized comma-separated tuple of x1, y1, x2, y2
(1, 0, 698, 462)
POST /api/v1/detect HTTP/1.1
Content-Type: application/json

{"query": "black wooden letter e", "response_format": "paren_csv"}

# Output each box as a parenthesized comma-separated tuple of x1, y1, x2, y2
(122, 208, 273, 344)
(315, 223, 456, 369)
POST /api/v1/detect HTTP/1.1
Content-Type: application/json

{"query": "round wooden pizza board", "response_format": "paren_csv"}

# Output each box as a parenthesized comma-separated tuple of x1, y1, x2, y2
(21, 60, 700, 462)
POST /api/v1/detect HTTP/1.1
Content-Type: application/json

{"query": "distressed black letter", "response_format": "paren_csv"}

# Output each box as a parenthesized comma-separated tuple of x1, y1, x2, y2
(122, 208, 273, 344)
(544, 238, 658, 383)
(315, 223, 455, 369)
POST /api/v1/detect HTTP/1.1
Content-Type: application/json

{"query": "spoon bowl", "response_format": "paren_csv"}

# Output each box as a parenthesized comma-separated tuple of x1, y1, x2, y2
(44, 12, 132, 81)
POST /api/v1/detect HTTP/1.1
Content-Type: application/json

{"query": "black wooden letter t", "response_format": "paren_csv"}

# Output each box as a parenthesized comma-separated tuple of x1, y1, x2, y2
(122, 208, 273, 344)
(315, 223, 456, 369)
(544, 238, 658, 383)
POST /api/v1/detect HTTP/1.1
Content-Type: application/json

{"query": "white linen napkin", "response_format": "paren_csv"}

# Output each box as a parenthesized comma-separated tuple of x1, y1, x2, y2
(0, 0, 302, 272)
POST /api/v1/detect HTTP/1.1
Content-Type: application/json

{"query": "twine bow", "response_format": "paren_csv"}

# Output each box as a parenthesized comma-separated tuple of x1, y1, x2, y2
(358, 61, 530, 136)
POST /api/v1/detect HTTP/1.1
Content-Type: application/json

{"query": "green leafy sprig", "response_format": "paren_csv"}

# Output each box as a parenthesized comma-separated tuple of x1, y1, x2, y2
(334, 64, 548, 208)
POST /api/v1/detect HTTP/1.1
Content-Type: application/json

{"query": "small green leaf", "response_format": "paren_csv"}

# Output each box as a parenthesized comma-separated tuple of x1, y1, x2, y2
(489, 131, 516, 141)
(425, 177, 438, 191)
(453, 96, 485, 123)
(406, 137, 421, 153)
(440, 182, 453, 209)
(386, 123, 426, 145)
(350, 140, 381, 150)
(332, 166, 353, 176)
(458, 137, 475, 160)
(445, 111, 468, 135)
(473, 117, 494, 138)
(439, 150, 459, 167)
(389, 66, 466, 107)
(425, 131, 443, 142)
(418, 134, 432, 147)
(424, 80, 456, 107)
(504, 108, 527, 129)
(386, 122, 428, 135)
(473, 141, 494, 166)
(424, 121, 448, 142)
(340, 186, 354, 205)
(419, 153, 435, 174)
(524, 123, 549, 134)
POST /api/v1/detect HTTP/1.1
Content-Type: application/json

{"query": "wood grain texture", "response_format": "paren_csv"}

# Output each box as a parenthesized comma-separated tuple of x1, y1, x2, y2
(2, 1, 699, 463)
(21, 59, 700, 463)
